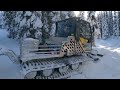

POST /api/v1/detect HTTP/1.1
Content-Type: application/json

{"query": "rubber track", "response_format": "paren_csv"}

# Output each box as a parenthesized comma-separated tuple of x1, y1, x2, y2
(26, 68, 82, 79)
(21, 55, 93, 79)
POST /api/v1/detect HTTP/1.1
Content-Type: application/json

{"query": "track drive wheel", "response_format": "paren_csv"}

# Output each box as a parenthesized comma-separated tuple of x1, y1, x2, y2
(25, 71, 37, 79)
(71, 63, 80, 70)
(42, 69, 53, 77)
(59, 66, 69, 74)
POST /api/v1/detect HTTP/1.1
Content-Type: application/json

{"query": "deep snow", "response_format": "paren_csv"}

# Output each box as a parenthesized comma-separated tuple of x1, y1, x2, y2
(0, 29, 21, 79)
(1, 29, 120, 79)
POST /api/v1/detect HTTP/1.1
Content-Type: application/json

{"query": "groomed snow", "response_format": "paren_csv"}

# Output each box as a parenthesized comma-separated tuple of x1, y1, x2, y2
(1, 29, 120, 79)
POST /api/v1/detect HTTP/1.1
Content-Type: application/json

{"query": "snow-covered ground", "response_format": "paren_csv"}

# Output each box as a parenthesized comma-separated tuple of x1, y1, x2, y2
(70, 37, 120, 79)
(0, 29, 21, 79)
(1, 29, 120, 79)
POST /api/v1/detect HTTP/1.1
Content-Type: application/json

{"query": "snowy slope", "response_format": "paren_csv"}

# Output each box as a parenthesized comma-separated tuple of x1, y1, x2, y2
(1, 29, 120, 79)
(0, 29, 21, 79)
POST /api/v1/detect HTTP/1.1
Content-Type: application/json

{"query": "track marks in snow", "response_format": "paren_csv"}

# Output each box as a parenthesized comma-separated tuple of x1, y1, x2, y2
(71, 38, 120, 79)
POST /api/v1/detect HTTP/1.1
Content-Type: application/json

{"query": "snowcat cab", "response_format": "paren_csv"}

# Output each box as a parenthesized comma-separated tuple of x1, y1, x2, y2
(55, 17, 92, 52)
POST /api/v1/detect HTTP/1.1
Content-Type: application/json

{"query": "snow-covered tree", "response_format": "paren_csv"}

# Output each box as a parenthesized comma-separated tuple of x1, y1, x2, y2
(3, 11, 18, 39)
(97, 11, 103, 38)
(87, 11, 97, 30)
(104, 11, 110, 38)
(78, 11, 85, 20)
(108, 11, 113, 36)
(101, 11, 109, 39)
(97, 11, 114, 39)
(3, 11, 75, 41)
(3, 11, 43, 39)
(113, 11, 119, 36)
(87, 11, 97, 45)
(68, 11, 76, 17)
(118, 11, 120, 35)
